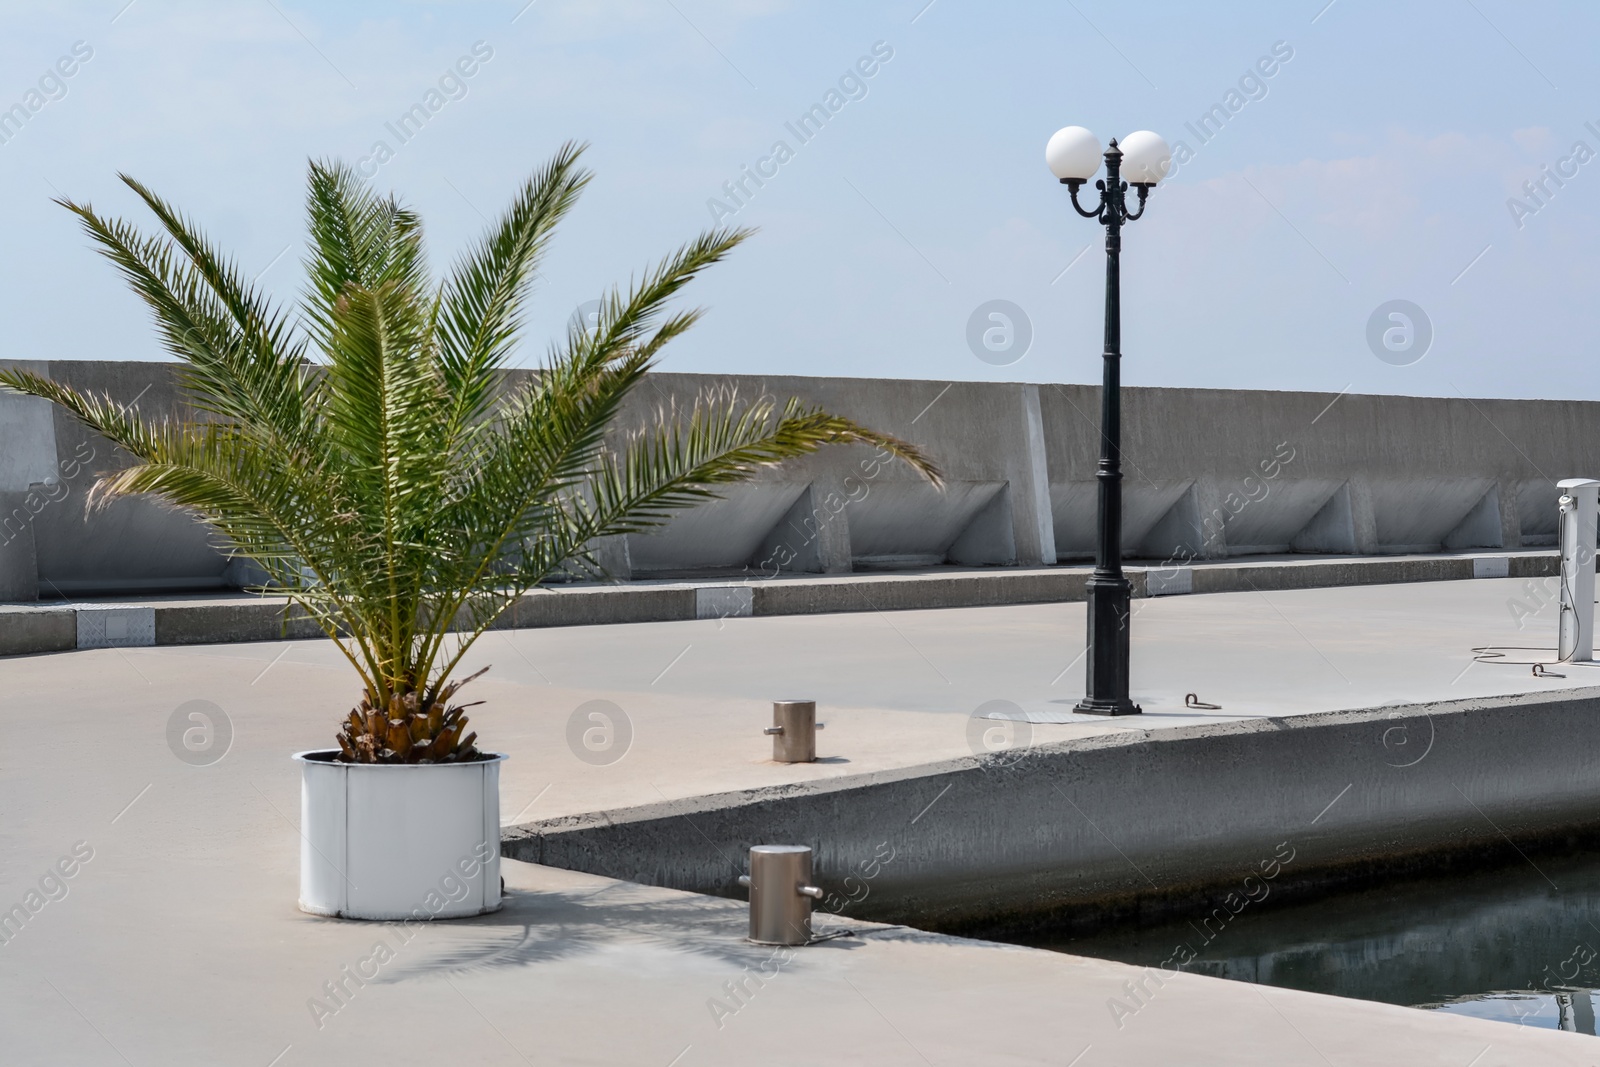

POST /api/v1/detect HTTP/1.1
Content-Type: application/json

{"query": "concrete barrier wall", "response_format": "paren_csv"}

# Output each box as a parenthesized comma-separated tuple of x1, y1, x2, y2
(1, 361, 235, 599)
(502, 689, 1600, 930)
(2, 360, 1594, 598)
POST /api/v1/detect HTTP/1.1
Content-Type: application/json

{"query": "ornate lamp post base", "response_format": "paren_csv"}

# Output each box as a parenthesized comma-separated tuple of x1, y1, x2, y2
(1074, 574, 1142, 716)
(1074, 699, 1143, 717)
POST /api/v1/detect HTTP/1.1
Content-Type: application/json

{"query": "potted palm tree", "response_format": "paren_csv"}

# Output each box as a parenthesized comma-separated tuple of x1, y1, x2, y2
(0, 144, 939, 920)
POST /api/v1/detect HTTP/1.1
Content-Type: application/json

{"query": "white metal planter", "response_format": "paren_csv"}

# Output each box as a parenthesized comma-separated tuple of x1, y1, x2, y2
(295, 750, 506, 920)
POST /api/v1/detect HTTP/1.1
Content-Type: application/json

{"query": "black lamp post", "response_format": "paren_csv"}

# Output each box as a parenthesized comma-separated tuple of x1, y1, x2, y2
(1046, 126, 1170, 716)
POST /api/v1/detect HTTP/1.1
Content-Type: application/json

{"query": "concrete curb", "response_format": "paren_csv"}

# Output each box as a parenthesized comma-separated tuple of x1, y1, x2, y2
(0, 549, 1559, 657)
(0, 606, 74, 656)
(1183, 552, 1551, 594)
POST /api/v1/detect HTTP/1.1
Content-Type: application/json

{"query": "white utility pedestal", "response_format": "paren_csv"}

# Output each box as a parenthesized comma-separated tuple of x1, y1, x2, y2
(1557, 478, 1600, 663)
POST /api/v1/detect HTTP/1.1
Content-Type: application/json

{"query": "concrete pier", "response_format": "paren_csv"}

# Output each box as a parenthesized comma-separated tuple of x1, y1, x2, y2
(3, 577, 1597, 1063)
(508, 688, 1600, 928)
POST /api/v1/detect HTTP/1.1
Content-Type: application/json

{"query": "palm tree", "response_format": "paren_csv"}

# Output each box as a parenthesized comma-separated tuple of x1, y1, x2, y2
(0, 144, 940, 763)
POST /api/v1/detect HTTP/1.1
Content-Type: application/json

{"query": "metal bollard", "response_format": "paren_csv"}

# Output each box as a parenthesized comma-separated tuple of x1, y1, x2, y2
(737, 844, 824, 945)
(764, 699, 825, 763)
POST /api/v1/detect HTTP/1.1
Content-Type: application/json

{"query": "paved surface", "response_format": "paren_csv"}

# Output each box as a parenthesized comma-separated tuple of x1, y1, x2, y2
(9, 858, 1589, 1066)
(1, 577, 1589, 822)
(1, 577, 1594, 1063)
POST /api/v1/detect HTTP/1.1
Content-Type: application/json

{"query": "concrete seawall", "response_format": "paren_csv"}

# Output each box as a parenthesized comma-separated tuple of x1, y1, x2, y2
(503, 688, 1600, 930)
(3, 361, 1596, 599)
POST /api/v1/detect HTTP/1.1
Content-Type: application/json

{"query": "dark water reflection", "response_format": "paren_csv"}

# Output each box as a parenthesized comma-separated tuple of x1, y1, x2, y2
(1003, 852, 1600, 1035)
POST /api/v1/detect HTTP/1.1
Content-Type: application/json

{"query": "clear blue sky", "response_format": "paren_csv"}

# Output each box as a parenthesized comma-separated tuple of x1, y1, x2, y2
(1, 1, 1595, 400)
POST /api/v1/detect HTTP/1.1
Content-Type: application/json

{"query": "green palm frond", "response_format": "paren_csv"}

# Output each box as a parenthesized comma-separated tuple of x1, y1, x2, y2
(436, 141, 589, 444)
(53, 194, 314, 441)
(0, 149, 942, 763)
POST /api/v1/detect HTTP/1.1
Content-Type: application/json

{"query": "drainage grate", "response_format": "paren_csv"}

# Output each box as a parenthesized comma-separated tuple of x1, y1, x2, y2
(75, 606, 156, 649)
(1472, 557, 1510, 579)
(695, 585, 753, 620)
(1146, 567, 1193, 596)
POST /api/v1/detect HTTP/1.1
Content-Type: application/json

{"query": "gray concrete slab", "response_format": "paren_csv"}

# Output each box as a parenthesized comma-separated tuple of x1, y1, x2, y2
(1, 577, 1593, 1063)
(0, 576, 1585, 821)
(5, 855, 1588, 1066)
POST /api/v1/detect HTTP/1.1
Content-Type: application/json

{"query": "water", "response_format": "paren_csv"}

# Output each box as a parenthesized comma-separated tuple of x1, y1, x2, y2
(1005, 852, 1600, 1035)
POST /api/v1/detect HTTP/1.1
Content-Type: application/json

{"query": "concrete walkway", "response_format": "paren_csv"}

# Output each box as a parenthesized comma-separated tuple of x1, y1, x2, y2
(0, 577, 1591, 1063)
(10, 856, 1588, 1066)
(0, 577, 1588, 820)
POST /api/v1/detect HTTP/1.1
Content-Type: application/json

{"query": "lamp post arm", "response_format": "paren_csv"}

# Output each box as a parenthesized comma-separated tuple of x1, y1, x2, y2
(1064, 179, 1105, 219)
(1123, 182, 1152, 222)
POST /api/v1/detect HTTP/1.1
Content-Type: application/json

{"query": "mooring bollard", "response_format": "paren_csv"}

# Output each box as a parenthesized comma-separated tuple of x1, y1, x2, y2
(737, 844, 823, 946)
(764, 699, 824, 763)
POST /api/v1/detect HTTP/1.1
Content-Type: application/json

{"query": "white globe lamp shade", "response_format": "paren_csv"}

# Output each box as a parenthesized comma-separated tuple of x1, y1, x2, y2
(1046, 126, 1102, 181)
(1119, 131, 1171, 184)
